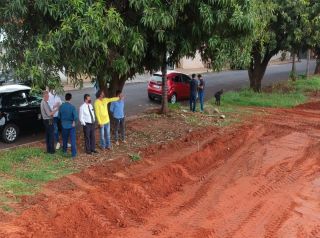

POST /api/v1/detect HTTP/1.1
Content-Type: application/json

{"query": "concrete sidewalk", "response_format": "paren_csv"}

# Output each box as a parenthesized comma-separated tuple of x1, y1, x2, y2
(63, 67, 210, 91)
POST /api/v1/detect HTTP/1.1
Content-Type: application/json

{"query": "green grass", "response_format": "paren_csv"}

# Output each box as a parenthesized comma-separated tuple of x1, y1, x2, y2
(293, 76, 320, 92)
(168, 102, 182, 110)
(221, 77, 320, 108)
(1, 179, 37, 196)
(0, 147, 76, 211)
(1, 205, 14, 212)
(222, 90, 306, 108)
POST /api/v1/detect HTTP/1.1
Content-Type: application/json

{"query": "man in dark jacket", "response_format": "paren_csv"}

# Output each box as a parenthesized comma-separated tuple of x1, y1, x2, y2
(189, 74, 198, 112)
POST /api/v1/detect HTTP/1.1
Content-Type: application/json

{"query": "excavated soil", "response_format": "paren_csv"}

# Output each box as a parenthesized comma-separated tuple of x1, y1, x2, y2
(0, 103, 320, 238)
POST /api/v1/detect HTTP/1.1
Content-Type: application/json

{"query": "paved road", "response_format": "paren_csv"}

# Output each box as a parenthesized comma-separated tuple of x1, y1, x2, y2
(1, 60, 315, 149)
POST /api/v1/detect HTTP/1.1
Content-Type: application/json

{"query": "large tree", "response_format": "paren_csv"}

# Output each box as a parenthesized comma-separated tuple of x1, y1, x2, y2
(1, 0, 257, 114)
(309, 0, 320, 74)
(247, 0, 312, 92)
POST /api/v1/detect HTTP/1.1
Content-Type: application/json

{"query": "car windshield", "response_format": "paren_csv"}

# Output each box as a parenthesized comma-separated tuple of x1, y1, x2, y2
(28, 91, 42, 105)
(151, 74, 163, 83)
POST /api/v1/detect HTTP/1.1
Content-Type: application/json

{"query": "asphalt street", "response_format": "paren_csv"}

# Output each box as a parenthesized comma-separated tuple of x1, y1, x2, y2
(1, 60, 315, 149)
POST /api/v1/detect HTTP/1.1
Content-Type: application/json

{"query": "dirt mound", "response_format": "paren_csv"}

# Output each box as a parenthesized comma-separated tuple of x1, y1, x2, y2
(295, 100, 320, 110)
(0, 107, 319, 237)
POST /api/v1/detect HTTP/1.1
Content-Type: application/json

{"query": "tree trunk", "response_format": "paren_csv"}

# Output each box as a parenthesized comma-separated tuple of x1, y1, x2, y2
(248, 68, 265, 93)
(108, 75, 126, 97)
(291, 53, 297, 81)
(306, 49, 311, 78)
(248, 59, 269, 93)
(96, 71, 108, 98)
(315, 60, 320, 75)
(248, 44, 275, 93)
(160, 51, 168, 114)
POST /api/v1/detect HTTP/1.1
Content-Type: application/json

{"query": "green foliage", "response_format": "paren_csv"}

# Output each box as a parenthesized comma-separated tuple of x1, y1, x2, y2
(168, 102, 181, 111)
(0, 0, 257, 98)
(0, 0, 146, 90)
(129, 153, 141, 162)
(309, 1, 320, 73)
(246, 0, 320, 91)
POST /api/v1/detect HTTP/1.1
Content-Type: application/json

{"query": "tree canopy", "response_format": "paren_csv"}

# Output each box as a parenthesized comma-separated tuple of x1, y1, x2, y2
(1, 0, 147, 93)
(0, 0, 257, 113)
(247, 0, 320, 92)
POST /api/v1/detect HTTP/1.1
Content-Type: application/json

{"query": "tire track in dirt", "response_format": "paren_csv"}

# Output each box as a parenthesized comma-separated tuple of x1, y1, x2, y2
(209, 132, 316, 238)
(113, 119, 319, 238)
(113, 127, 275, 236)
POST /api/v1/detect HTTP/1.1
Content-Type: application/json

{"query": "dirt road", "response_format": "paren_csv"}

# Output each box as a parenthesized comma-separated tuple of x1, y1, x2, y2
(0, 102, 319, 238)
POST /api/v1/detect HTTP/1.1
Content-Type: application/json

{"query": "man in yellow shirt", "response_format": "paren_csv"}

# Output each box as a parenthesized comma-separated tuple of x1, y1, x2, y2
(94, 90, 119, 150)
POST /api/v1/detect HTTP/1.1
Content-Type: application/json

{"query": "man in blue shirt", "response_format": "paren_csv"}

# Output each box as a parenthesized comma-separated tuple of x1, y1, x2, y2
(58, 93, 78, 158)
(189, 74, 198, 112)
(110, 90, 126, 146)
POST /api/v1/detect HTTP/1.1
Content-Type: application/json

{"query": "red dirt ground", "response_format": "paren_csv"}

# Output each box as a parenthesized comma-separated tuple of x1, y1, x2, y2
(0, 103, 320, 238)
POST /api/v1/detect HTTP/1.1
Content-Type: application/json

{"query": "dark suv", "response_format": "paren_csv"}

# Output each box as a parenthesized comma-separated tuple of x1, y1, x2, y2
(0, 85, 43, 143)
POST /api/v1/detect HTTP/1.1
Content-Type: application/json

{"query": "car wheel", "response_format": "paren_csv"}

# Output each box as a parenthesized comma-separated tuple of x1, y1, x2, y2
(148, 94, 154, 101)
(170, 93, 177, 104)
(2, 123, 19, 143)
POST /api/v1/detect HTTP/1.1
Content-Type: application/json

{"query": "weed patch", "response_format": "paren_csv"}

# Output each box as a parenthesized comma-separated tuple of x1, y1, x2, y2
(129, 153, 141, 162)
(169, 102, 182, 110)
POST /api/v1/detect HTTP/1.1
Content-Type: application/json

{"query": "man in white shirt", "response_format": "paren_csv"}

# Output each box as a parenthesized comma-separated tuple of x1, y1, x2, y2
(48, 89, 62, 150)
(79, 94, 97, 155)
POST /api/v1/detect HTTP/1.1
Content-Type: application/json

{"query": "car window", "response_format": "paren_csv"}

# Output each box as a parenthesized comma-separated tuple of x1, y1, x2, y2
(28, 94, 42, 106)
(181, 75, 191, 83)
(151, 74, 163, 83)
(173, 75, 182, 83)
(3, 91, 28, 108)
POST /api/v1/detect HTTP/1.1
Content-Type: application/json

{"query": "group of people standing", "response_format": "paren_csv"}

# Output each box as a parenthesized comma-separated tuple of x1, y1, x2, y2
(189, 74, 205, 112)
(40, 73, 205, 157)
(40, 89, 126, 158)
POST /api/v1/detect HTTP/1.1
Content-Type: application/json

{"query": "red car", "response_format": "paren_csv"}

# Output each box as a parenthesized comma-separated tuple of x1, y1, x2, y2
(147, 71, 191, 104)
